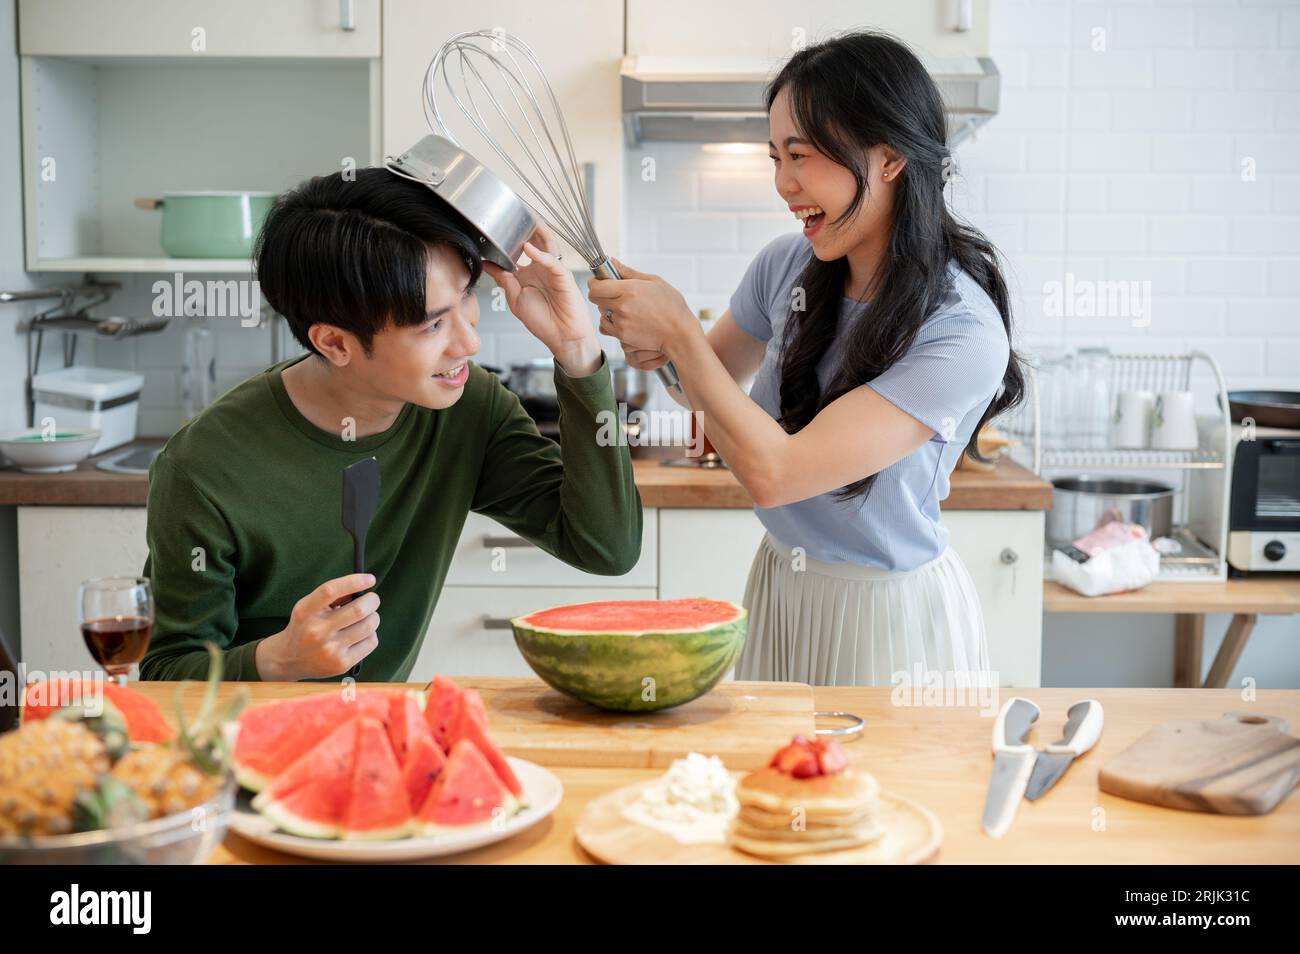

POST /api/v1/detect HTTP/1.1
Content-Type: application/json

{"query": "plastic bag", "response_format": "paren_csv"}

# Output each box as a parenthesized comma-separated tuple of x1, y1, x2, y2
(1051, 522, 1160, 597)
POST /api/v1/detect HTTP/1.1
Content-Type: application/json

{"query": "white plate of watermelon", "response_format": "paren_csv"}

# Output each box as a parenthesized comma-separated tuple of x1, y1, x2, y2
(225, 678, 563, 862)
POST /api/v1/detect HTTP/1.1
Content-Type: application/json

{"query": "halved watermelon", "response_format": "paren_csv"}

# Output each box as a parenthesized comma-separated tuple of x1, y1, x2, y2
(416, 739, 518, 832)
(254, 720, 360, 839)
(510, 598, 747, 712)
(446, 690, 525, 801)
(233, 690, 391, 791)
(343, 716, 412, 840)
(22, 678, 174, 743)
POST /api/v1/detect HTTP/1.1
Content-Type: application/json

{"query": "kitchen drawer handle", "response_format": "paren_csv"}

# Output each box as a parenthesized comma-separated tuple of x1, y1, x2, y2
(1000, 547, 1019, 565)
(481, 615, 515, 630)
(482, 535, 536, 550)
(339, 0, 355, 31)
(814, 711, 865, 738)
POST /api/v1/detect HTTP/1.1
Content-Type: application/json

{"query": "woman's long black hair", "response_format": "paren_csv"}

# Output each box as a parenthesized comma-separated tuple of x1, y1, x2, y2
(767, 31, 1025, 501)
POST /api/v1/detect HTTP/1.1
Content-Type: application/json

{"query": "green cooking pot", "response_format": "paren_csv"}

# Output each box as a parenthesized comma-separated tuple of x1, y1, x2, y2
(134, 191, 277, 259)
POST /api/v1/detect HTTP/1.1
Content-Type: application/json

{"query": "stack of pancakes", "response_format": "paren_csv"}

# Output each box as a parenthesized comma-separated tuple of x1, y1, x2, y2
(729, 765, 884, 859)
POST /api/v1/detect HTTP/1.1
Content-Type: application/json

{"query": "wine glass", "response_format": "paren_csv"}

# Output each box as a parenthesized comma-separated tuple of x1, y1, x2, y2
(79, 577, 154, 686)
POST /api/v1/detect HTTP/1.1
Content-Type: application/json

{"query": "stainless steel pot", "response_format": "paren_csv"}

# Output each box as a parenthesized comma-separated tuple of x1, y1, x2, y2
(386, 135, 538, 271)
(1047, 476, 1175, 549)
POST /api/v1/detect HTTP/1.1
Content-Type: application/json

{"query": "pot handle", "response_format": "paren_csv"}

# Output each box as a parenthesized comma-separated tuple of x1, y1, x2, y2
(133, 198, 165, 210)
(814, 711, 866, 738)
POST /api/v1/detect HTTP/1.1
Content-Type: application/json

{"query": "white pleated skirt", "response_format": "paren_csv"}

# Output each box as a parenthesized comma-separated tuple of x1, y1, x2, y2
(735, 532, 992, 687)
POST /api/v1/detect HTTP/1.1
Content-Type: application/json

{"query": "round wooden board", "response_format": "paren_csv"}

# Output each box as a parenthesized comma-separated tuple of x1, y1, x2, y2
(576, 778, 942, 865)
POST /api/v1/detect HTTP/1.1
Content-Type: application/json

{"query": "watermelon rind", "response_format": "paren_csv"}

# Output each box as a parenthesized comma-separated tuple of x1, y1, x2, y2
(510, 599, 747, 712)
(257, 795, 343, 840)
(412, 795, 521, 838)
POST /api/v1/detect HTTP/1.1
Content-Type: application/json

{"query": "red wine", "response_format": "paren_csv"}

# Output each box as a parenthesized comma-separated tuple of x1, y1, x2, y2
(82, 616, 152, 670)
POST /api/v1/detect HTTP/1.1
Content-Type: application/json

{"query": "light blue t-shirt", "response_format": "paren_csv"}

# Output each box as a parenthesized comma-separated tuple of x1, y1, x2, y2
(729, 231, 1011, 570)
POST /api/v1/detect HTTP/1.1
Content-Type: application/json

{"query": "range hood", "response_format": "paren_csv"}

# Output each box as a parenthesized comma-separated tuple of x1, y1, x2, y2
(621, 55, 1000, 148)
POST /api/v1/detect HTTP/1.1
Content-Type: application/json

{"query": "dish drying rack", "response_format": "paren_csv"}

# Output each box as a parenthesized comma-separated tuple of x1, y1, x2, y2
(995, 350, 1231, 582)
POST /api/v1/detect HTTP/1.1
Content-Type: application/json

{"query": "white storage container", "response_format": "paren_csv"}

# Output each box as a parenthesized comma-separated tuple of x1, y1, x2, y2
(31, 366, 144, 454)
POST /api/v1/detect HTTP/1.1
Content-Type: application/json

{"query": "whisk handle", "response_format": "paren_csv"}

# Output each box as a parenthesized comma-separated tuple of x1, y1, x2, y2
(592, 259, 684, 396)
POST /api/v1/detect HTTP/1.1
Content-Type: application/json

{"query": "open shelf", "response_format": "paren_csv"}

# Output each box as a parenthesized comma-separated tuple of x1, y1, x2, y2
(21, 56, 379, 272)
(30, 256, 255, 274)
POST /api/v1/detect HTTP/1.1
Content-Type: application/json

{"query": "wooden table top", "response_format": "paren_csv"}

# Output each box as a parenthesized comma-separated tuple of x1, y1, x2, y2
(1043, 576, 1300, 615)
(131, 681, 1300, 865)
(0, 444, 1051, 511)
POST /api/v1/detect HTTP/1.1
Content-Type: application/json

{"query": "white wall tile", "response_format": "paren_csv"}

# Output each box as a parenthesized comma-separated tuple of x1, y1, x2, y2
(1149, 214, 1231, 253)
(1186, 257, 1269, 295)
(1194, 8, 1280, 49)
(1070, 50, 1154, 89)
(1154, 51, 1235, 88)
(1111, 91, 1194, 130)
(1227, 298, 1300, 335)
(1109, 175, 1190, 212)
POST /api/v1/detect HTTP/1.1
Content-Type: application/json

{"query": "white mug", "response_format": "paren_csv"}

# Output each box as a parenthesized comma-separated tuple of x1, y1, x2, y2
(1151, 391, 1199, 450)
(1112, 390, 1154, 448)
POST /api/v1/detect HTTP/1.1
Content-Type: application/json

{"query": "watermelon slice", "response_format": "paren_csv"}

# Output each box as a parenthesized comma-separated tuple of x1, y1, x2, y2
(343, 716, 412, 840)
(251, 718, 358, 811)
(255, 720, 360, 839)
(388, 693, 445, 811)
(416, 739, 518, 832)
(386, 691, 429, 763)
(22, 678, 174, 743)
(425, 675, 469, 751)
(233, 690, 391, 791)
(401, 732, 447, 813)
(446, 690, 525, 801)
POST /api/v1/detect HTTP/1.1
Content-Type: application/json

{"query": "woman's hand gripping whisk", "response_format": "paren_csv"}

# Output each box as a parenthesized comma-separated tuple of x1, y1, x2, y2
(481, 222, 602, 377)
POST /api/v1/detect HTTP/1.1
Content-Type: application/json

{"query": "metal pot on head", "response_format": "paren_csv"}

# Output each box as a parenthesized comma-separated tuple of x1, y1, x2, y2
(386, 134, 538, 271)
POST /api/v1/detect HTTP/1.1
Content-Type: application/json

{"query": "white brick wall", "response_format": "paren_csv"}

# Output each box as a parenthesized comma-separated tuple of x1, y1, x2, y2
(95, 0, 1298, 433)
(620, 0, 1299, 395)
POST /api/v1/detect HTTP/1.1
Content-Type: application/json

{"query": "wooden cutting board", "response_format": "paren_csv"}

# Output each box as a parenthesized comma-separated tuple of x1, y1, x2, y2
(461, 678, 817, 770)
(1099, 711, 1300, 815)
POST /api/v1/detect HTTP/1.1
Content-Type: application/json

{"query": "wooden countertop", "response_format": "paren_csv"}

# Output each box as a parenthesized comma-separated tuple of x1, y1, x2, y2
(1043, 576, 1300, 614)
(0, 444, 1052, 511)
(131, 680, 1300, 865)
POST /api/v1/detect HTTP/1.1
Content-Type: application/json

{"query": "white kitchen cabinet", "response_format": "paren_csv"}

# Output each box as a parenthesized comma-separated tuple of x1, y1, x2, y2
(626, 0, 990, 61)
(939, 510, 1044, 689)
(15, 501, 1040, 686)
(658, 509, 767, 606)
(659, 507, 1044, 689)
(410, 584, 658, 682)
(17, 506, 149, 676)
(381, 0, 624, 262)
(445, 510, 656, 588)
(19, 0, 380, 58)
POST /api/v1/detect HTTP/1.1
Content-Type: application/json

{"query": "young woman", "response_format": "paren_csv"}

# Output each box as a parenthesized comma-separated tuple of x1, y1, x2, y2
(588, 32, 1024, 687)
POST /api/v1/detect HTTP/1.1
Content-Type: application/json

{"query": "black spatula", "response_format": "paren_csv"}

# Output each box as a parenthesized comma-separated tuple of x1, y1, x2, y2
(336, 456, 380, 678)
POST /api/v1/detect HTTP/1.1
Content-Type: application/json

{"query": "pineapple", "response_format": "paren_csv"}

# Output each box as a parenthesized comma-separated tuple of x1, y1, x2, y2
(111, 747, 223, 819)
(0, 719, 110, 837)
(0, 643, 242, 838)
(107, 643, 244, 820)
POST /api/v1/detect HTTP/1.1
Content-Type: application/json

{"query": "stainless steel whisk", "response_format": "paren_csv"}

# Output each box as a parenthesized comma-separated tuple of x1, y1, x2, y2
(424, 29, 682, 395)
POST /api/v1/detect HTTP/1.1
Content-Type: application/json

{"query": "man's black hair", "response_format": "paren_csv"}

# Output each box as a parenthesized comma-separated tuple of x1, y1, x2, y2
(254, 167, 484, 355)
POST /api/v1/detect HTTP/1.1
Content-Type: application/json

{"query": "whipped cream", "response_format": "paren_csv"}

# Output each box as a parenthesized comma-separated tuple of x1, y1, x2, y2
(622, 753, 739, 844)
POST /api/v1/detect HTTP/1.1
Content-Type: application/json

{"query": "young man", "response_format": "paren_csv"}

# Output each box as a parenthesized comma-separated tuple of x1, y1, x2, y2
(140, 168, 642, 681)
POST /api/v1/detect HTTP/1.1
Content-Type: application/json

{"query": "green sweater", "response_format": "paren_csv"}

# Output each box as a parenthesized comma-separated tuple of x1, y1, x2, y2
(139, 354, 642, 682)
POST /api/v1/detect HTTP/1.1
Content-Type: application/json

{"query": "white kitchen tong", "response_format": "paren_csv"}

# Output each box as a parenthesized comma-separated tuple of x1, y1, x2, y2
(981, 697, 1104, 839)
